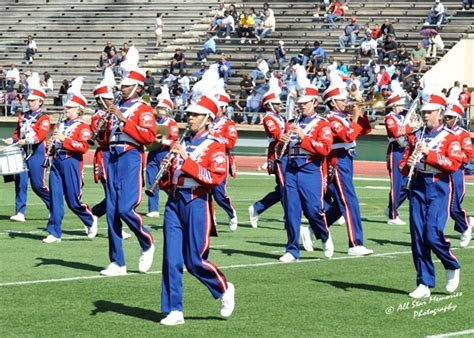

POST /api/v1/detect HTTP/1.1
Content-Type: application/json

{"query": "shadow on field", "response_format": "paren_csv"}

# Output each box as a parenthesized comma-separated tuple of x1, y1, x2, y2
(35, 257, 102, 272)
(368, 238, 411, 247)
(214, 247, 280, 260)
(313, 279, 407, 295)
(8, 232, 44, 240)
(90, 300, 162, 322)
(361, 217, 388, 225)
(246, 240, 283, 248)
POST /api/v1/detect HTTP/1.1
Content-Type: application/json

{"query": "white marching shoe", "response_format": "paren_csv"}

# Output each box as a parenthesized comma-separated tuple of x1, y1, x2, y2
(100, 262, 127, 276)
(459, 226, 472, 248)
(160, 311, 185, 326)
(387, 216, 406, 225)
(279, 252, 297, 263)
(138, 245, 155, 273)
(42, 234, 61, 244)
(446, 269, 460, 294)
(85, 215, 98, 239)
(248, 205, 259, 228)
(146, 211, 160, 218)
(220, 282, 235, 318)
(300, 226, 314, 252)
(409, 284, 431, 298)
(336, 216, 346, 225)
(322, 234, 334, 258)
(229, 216, 238, 232)
(348, 245, 373, 256)
(122, 230, 132, 240)
(10, 212, 25, 222)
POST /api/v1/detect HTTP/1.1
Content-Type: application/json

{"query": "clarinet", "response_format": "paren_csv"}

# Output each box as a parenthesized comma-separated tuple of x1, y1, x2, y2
(276, 108, 303, 162)
(42, 109, 66, 168)
(145, 123, 192, 197)
(88, 93, 122, 146)
(402, 124, 427, 192)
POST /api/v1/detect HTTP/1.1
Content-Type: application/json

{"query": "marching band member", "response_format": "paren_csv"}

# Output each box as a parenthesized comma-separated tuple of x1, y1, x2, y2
(384, 93, 417, 225)
(159, 95, 235, 325)
(4, 86, 51, 222)
(279, 85, 334, 263)
(323, 84, 374, 256)
(399, 92, 462, 298)
(145, 90, 179, 218)
(209, 89, 239, 231)
(248, 89, 286, 228)
(100, 69, 156, 276)
(43, 91, 97, 243)
(443, 101, 472, 248)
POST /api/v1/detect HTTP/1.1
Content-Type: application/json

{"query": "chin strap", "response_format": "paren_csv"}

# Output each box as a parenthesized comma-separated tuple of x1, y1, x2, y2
(125, 83, 139, 100)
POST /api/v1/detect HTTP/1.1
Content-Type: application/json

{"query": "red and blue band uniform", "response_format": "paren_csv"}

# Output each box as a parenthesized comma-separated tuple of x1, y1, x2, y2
(283, 113, 333, 258)
(46, 118, 94, 238)
(105, 97, 156, 267)
(449, 125, 472, 234)
(325, 111, 372, 248)
(210, 115, 238, 220)
(399, 126, 462, 288)
(146, 115, 179, 213)
(252, 111, 287, 214)
(159, 131, 229, 313)
(12, 109, 51, 215)
(385, 111, 413, 219)
(90, 108, 110, 218)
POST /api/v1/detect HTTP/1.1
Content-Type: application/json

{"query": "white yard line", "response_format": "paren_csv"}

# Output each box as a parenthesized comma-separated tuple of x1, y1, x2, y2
(1, 247, 472, 287)
(426, 328, 474, 338)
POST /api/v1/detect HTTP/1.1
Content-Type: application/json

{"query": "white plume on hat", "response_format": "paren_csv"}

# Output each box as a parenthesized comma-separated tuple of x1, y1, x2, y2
(268, 73, 282, 95)
(26, 72, 41, 90)
(67, 76, 84, 96)
(156, 84, 170, 102)
(120, 45, 140, 78)
(191, 64, 220, 103)
(101, 68, 116, 88)
(294, 64, 310, 95)
(329, 70, 346, 90)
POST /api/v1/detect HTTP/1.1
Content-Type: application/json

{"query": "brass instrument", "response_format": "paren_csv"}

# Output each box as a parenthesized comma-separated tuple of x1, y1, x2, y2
(345, 92, 386, 112)
(88, 93, 122, 146)
(402, 124, 427, 192)
(145, 124, 192, 197)
(145, 125, 170, 152)
(42, 110, 65, 168)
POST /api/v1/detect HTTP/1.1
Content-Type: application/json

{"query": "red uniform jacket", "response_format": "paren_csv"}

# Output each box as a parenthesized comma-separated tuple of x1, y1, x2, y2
(54, 118, 92, 160)
(263, 111, 286, 174)
(451, 126, 473, 166)
(385, 111, 413, 140)
(212, 116, 238, 177)
(13, 110, 50, 144)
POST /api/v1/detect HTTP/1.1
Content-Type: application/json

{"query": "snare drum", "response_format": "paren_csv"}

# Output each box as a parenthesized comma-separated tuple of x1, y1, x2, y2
(0, 144, 28, 176)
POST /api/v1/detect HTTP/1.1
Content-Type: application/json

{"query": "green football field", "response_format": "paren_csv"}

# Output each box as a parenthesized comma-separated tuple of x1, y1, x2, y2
(0, 168, 473, 337)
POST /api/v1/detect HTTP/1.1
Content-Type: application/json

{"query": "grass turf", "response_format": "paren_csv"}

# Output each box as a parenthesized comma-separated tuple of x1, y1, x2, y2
(0, 169, 473, 337)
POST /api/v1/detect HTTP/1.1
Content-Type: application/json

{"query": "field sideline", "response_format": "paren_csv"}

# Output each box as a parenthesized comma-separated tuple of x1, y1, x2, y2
(0, 169, 473, 337)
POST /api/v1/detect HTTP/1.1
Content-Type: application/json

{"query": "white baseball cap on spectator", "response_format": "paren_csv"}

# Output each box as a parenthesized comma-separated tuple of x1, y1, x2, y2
(278, 40, 284, 46)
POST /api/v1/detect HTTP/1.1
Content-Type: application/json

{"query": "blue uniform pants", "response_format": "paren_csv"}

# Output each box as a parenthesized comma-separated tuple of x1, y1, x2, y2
(253, 156, 287, 215)
(91, 150, 109, 218)
(211, 174, 236, 219)
(387, 142, 408, 219)
(146, 149, 168, 213)
(283, 161, 330, 258)
(161, 191, 228, 313)
(106, 148, 153, 267)
(409, 173, 460, 287)
(450, 169, 470, 234)
(15, 142, 50, 214)
(325, 153, 365, 248)
(46, 156, 94, 238)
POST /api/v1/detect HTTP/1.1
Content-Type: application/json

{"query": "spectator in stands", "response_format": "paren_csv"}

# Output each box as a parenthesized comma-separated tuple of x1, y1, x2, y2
(197, 33, 217, 62)
(374, 65, 390, 92)
(378, 34, 398, 62)
(426, 31, 444, 58)
(254, 2, 274, 29)
(385, 59, 396, 78)
(298, 42, 314, 68)
(242, 88, 261, 124)
(155, 13, 164, 48)
(160, 69, 176, 85)
(228, 4, 239, 23)
(447, 81, 462, 99)
(240, 73, 254, 96)
(255, 9, 276, 43)
(209, 2, 226, 31)
(339, 17, 360, 52)
(107, 49, 121, 76)
(172, 87, 187, 122)
(396, 44, 409, 66)
(348, 81, 363, 102)
(463, 0, 473, 10)
(177, 70, 190, 94)
(217, 54, 232, 83)
(251, 56, 269, 81)
(5, 64, 19, 92)
(336, 60, 349, 80)
(313, 0, 331, 19)
(268, 41, 288, 70)
(411, 42, 427, 72)
(170, 48, 186, 74)
(144, 70, 156, 97)
(326, 0, 344, 29)
(25, 35, 37, 64)
(379, 19, 396, 43)
(370, 23, 382, 41)
(426, 0, 446, 26)
(237, 10, 255, 44)
(306, 59, 318, 81)
(352, 59, 365, 77)
(359, 34, 378, 57)
(54, 79, 69, 107)
(122, 42, 130, 56)
(218, 11, 235, 39)
(40, 72, 53, 93)
(0, 66, 6, 91)
(401, 61, 415, 88)
(103, 40, 116, 58)
(459, 85, 471, 110)
(310, 41, 327, 71)
(97, 51, 108, 74)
